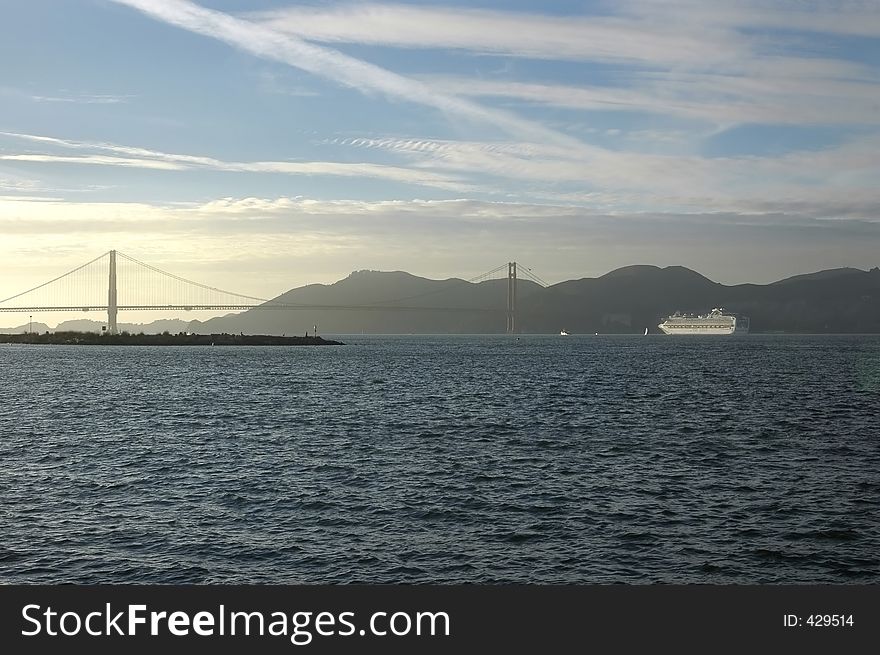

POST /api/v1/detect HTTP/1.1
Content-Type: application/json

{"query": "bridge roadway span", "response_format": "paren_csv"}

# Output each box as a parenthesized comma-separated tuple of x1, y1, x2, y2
(0, 304, 501, 313)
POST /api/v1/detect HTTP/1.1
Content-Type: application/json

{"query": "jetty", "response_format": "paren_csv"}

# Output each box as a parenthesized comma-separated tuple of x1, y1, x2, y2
(0, 331, 343, 346)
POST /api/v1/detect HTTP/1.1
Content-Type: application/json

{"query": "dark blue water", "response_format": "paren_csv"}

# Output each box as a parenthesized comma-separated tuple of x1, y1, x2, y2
(1, 335, 878, 583)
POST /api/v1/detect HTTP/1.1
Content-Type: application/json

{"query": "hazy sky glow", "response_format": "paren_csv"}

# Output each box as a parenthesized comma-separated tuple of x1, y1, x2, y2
(1, 0, 879, 326)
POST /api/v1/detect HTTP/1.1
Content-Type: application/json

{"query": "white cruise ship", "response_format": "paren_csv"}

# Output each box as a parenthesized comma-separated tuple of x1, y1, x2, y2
(658, 308, 749, 335)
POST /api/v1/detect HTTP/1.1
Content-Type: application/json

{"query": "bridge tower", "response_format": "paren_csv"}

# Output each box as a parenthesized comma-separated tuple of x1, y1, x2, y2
(108, 249, 118, 335)
(507, 261, 517, 334)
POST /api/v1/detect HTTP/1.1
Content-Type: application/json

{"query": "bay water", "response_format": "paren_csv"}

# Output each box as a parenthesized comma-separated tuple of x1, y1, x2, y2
(1, 335, 878, 583)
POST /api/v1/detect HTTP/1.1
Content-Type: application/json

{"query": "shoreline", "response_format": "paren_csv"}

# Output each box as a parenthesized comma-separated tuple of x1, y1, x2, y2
(0, 331, 344, 346)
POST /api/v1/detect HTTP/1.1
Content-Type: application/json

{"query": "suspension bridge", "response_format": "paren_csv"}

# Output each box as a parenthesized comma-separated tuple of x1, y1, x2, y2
(0, 250, 548, 334)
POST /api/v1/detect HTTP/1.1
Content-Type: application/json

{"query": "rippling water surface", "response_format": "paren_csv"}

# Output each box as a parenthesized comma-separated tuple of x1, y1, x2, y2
(1, 335, 878, 583)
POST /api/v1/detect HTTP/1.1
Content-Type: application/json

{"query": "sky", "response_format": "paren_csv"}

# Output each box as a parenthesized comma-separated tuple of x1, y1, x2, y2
(1, 0, 880, 326)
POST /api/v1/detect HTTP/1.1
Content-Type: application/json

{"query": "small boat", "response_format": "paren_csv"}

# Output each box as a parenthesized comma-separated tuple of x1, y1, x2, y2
(644, 327, 649, 335)
(560, 329, 569, 336)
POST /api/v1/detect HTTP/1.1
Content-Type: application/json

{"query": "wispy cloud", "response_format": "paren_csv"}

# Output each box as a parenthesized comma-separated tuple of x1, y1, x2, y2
(0, 175, 41, 192)
(248, 2, 745, 66)
(0, 86, 133, 104)
(29, 93, 133, 104)
(108, 0, 583, 149)
(0, 173, 101, 196)
(421, 74, 880, 127)
(0, 131, 472, 191)
(6, 123, 879, 216)
(101, 1, 880, 215)
(617, 0, 880, 39)
(2, 154, 185, 171)
(249, 3, 880, 131)
(249, 2, 880, 66)
(331, 133, 880, 217)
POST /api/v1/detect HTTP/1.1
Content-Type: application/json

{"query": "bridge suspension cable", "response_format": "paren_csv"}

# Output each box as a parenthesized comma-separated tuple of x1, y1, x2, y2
(0, 251, 109, 306)
(114, 251, 270, 308)
(516, 264, 549, 288)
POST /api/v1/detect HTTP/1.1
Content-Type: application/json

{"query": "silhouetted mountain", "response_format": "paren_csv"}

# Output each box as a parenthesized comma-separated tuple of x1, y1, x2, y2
(521, 265, 723, 334)
(721, 267, 880, 333)
(774, 268, 864, 285)
(0, 318, 192, 334)
(190, 265, 880, 335)
(0, 321, 51, 335)
(192, 270, 542, 335)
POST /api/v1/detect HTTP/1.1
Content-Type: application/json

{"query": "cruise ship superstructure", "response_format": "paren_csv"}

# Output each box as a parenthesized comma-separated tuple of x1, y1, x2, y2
(658, 308, 749, 335)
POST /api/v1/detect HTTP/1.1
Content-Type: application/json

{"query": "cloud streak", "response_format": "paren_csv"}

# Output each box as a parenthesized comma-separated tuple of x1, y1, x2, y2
(0, 87, 133, 105)
(29, 93, 132, 104)
(422, 75, 880, 127)
(331, 133, 880, 216)
(617, 0, 880, 39)
(99, 1, 880, 216)
(108, 0, 583, 149)
(249, 2, 744, 66)
(249, 2, 880, 68)
(249, 2, 880, 131)
(6, 125, 880, 217)
(0, 131, 472, 191)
